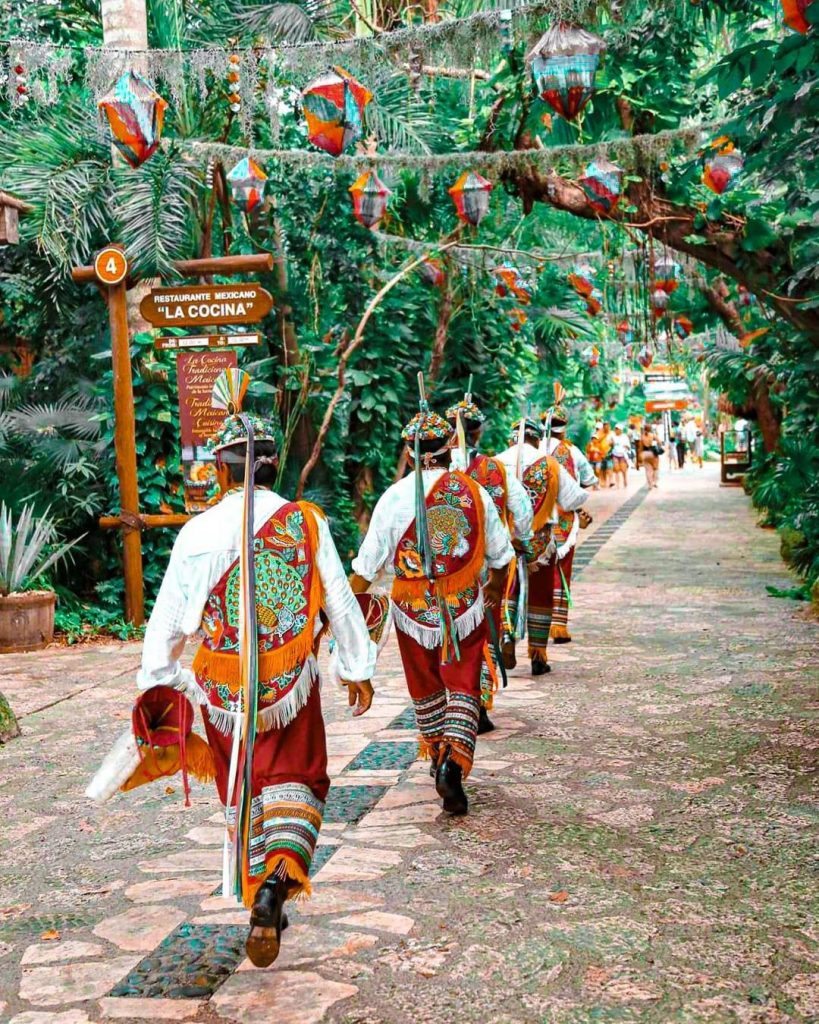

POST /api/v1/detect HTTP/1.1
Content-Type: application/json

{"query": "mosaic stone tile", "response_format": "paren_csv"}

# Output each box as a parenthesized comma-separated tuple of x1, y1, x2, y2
(387, 706, 417, 731)
(137, 849, 221, 874)
(98, 997, 203, 1019)
(291, 887, 385, 918)
(94, 906, 187, 953)
(322, 784, 387, 824)
(345, 741, 418, 772)
(21, 956, 142, 1006)
(125, 878, 216, 904)
(106, 924, 247, 1000)
(21, 941, 106, 965)
(10, 1013, 93, 1024)
(336, 910, 415, 935)
(211, 969, 357, 1024)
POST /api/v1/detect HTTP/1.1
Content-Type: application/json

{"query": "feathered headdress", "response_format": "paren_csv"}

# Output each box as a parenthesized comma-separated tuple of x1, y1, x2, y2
(542, 381, 569, 431)
(208, 369, 280, 452)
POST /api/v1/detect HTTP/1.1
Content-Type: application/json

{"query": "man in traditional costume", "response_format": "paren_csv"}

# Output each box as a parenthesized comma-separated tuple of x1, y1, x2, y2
(349, 395, 513, 815)
(539, 383, 597, 644)
(93, 370, 376, 969)
(444, 389, 534, 734)
(496, 416, 588, 676)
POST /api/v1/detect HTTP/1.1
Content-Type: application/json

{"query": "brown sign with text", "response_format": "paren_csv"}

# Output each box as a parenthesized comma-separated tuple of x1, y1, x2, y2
(141, 284, 273, 328)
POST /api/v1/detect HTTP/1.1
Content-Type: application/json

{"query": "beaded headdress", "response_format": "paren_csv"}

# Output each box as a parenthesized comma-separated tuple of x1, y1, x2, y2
(207, 369, 280, 453)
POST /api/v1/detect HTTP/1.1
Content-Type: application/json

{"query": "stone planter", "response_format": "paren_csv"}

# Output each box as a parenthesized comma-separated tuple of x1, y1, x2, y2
(0, 590, 56, 653)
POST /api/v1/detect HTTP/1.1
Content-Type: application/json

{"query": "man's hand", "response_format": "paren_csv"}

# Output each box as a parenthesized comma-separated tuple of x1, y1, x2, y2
(346, 680, 374, 717)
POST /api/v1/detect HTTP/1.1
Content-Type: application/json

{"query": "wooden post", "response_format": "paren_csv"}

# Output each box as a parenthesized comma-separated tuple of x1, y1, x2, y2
(72, 249, 275, 625)
(107, 276, 144, 625)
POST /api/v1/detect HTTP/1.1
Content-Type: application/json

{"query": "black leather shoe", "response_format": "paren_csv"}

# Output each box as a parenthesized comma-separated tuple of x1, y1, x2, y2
(531, 654, 551, 675)
(435, 756, 468, 815)
(246, 876, 288, 968)
(477, 707, 496, 734)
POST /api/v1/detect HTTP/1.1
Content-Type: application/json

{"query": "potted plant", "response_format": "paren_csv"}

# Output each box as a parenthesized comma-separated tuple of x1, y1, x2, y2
(0, 503, 83, 653)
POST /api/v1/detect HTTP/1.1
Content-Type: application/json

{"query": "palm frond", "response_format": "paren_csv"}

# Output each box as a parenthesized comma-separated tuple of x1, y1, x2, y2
(0, 105, 112, 272)
(114, 145, 199, 278)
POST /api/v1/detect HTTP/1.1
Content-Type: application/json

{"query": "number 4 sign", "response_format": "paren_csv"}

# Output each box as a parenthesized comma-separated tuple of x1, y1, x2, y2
(94, 246, 129, 285)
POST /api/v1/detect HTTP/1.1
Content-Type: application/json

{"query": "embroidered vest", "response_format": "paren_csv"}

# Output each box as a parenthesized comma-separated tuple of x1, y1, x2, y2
(193, 501, 323, 727)
(550, 440, 577, 547)
(522, 455, 560, 560)
(467, 452, 508, 526)
(391, 471, 485, 629)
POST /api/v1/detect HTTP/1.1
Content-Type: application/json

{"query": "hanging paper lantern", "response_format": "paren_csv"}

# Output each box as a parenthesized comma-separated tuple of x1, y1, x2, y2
(494, 263, 532, 303)
(419, 258, 446, 288)
(637, 345, 654, 369)
(349, 170, 391, 228)
(782, 0, 813, 32)
(226, 158, 268, 213)
(673, 315, 694, 339)
(654, 254, 681, 294)
(98, 71, 168, 168)
(586, 287, 603, 317)
(702, 138, 744, 194)
(651, 288, 670, 318)
(578, 158, 623, 215)
(567, 262, 596, 298)
(448, 170, 493, 226)
(616, 320, 634, 345)
(528, 23, 606, 121)
(507, 307, 529, 332)
(301, 67, 372, 157)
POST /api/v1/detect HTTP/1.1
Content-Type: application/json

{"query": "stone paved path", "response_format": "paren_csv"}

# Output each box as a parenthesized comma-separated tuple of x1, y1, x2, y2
(1, 465, 817, 1024)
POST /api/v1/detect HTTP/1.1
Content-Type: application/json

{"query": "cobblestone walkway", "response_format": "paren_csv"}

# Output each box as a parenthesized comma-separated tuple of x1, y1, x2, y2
(1, 465, 817, 1024)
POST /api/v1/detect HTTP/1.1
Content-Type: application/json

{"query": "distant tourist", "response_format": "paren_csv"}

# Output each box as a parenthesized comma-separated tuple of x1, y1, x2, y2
(639, 422, 662, 488)
(611, 425, 632, 488)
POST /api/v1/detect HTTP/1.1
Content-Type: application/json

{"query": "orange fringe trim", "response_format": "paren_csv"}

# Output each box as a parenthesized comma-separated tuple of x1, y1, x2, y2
(527, 644, 549, 659)
(418, 735, 444, 762)
(193, 503, 324, 685)
(391, 473, 486, 607)
(549, 624, 571, 641)
(531, 456, 560, 534)
(482, 641, 500, 695)
(445, 742, 475, 780)
(243, 853, 313, 910)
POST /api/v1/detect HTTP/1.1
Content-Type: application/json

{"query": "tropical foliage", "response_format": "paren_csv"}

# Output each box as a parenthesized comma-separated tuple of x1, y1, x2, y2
(0, 0, 817, 627)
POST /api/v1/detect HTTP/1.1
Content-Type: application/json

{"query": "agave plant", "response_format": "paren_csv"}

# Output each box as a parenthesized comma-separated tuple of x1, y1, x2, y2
(0, 503, 84, 597)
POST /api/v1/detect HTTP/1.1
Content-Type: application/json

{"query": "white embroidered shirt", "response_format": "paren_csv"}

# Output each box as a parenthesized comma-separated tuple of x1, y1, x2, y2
(138, 490, 376, 692)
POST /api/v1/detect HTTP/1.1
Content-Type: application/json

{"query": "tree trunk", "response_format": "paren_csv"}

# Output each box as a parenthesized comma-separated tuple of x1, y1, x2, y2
(0, 690, 20, 743)
(100, 0, 148, 50)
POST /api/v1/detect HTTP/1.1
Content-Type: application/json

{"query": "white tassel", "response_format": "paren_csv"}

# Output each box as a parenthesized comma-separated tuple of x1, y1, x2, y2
(85, 729, 140, 804)
(393, 595, 485, 649)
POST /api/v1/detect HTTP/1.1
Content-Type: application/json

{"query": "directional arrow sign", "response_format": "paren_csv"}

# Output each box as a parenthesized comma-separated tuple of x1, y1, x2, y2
(140, 284, 274, 328)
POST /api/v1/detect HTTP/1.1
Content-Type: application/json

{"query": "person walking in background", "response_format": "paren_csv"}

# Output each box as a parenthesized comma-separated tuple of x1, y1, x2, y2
(611, 425, 631, 488)
(586, 432, 604, 483)
(601, 421, 616, 487)
(685, 416, 701, 467)
(639, 421, 662, 488)
(674, 421, 686, 469)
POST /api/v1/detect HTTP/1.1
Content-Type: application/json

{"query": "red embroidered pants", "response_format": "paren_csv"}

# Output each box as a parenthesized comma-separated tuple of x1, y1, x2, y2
(395, 619, 486, 777)
(203, 683, 329, 905)
(550, 547, 575, 642)
(527, 554, 557, 658)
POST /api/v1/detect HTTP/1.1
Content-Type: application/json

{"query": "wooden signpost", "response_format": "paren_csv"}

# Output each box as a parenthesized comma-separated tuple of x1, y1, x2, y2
(71, 248, 275, 626)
